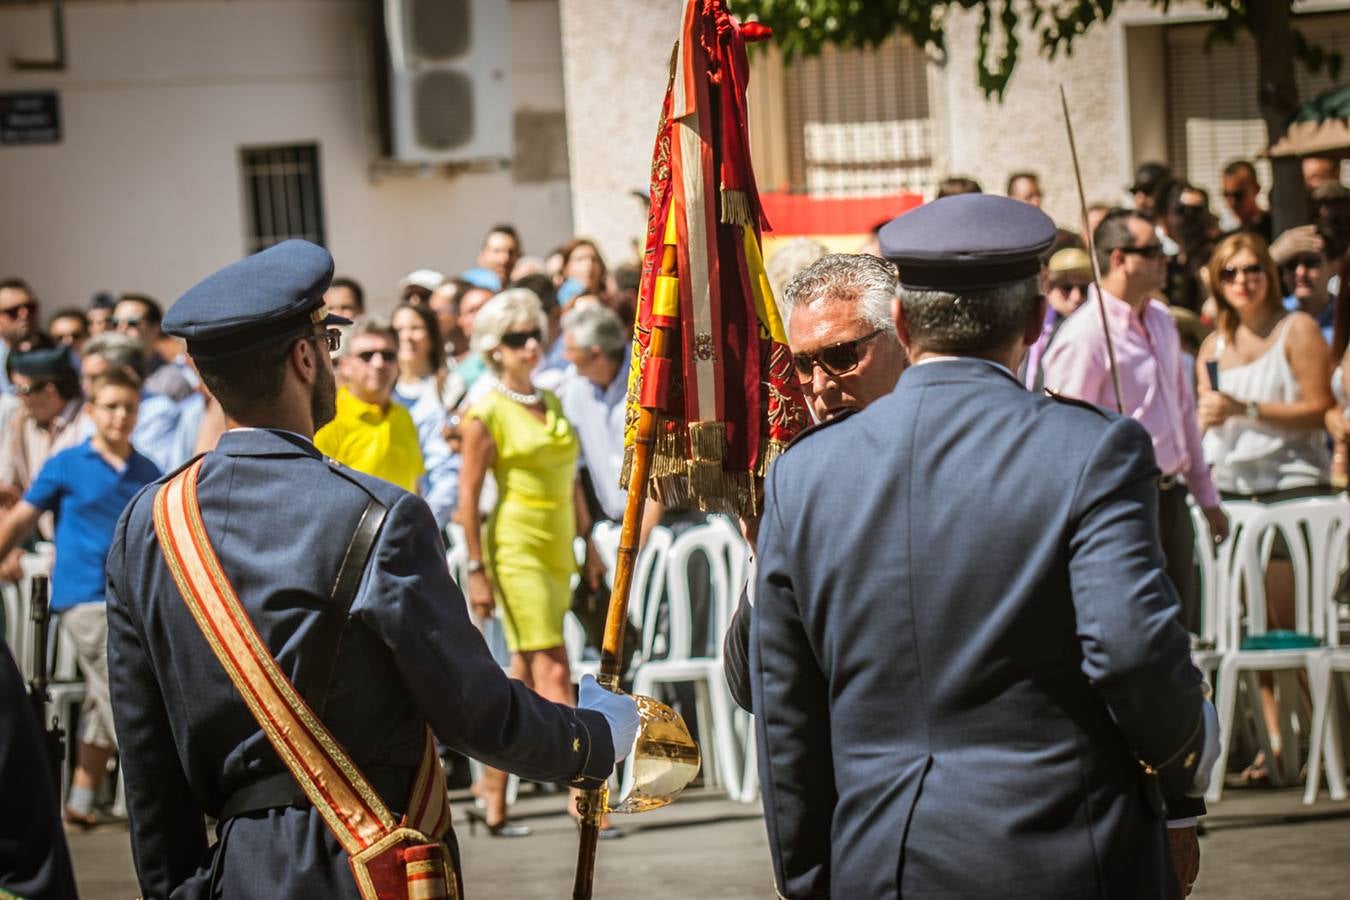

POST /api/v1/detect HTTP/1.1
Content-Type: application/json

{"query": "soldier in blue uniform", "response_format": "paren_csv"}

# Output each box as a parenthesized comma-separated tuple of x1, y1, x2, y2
(106, 240, 638, 898)
(750, 194, 1219, 899)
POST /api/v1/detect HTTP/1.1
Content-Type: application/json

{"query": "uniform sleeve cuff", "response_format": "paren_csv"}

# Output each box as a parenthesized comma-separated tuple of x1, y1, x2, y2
(567, 708, 616, 790)
(1166, 817, 1198, 829)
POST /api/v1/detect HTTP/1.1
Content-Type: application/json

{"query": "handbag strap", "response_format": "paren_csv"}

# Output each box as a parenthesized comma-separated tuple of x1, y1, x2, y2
(153, 459, 449, 853)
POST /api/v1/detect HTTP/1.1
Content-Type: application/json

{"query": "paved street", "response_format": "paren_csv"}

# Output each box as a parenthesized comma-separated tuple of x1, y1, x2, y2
(68, 786, 1350, 898)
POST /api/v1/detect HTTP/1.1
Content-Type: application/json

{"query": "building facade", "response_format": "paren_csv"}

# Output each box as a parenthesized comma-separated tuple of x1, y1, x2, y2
(3, 0, 1349, 316)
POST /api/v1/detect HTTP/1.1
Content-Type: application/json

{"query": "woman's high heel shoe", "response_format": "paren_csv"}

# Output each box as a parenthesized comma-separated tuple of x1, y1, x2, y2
(464, 806, 532, 838)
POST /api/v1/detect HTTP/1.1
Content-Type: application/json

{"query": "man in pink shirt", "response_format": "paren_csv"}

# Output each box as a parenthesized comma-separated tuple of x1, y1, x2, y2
(1042, 208, 1229, 634)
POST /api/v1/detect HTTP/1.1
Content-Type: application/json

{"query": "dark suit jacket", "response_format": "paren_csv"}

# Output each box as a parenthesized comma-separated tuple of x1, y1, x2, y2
(107, 429, 613, 899)
(751, 359, 1208, 899)
(0, 644, 77, 900)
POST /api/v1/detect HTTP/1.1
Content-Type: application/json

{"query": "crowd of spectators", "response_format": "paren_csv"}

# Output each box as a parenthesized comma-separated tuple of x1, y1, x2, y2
(5, 150, 1349, 831)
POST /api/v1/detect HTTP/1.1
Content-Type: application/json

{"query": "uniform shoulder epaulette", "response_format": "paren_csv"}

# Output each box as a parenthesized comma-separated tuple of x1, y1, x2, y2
(158, 452, 208, 483)
(320, 456, 392, 505)
(786, 406, 861, 451)
(1043, 388, 1111, 418)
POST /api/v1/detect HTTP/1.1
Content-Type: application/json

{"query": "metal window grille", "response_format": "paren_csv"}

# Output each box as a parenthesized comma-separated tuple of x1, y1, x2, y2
(240, 144, 326, 253)
(1165, 12, 1350, 206)
(783, 37, 934, 197)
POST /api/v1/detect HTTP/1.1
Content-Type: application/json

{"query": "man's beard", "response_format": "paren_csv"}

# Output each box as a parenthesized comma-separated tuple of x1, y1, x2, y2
(310, 360, 338, 431)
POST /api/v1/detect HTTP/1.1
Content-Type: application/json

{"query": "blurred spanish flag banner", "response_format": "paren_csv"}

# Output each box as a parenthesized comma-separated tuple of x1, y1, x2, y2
(621, 0, 809, 517)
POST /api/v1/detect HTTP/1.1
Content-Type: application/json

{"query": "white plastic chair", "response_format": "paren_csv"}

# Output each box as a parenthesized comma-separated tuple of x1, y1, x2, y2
(1189, 501, 1261, 684)
(1207, 497, 1350, 802)
(623, 523, 749, 799)
(1302, 493, 1350, 803)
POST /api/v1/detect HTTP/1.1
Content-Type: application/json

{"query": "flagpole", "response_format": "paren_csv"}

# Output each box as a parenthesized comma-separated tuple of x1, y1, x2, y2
(573, 219, 681, 900)
(1059, 85, 1124, 414)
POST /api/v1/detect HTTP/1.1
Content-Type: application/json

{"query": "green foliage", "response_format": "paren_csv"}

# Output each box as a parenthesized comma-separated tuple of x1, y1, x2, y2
(727, 0, 1341, 100)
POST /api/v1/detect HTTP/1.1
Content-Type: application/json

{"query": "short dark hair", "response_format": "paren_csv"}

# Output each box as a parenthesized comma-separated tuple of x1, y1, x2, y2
(48, 308, 88, 332)
(1006, 171, 1039, 194)
(117, 293, 163, 325)
(1093, 208, 1154, 273)
(937, 176, 983, 199)
(196, 340, 295, 420)
(330, 276, 365, 312)
(509, 272, 557, 310)
(0, 277, 33, 297)
(89, 367, 143, 397)
(485, 223, 520, 245)
(1223, 159, 1258, 182)
(900, 277, 1041, 354)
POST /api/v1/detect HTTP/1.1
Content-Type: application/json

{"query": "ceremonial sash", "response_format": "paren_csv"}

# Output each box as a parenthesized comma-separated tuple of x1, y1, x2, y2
(153, 459, 455, 900)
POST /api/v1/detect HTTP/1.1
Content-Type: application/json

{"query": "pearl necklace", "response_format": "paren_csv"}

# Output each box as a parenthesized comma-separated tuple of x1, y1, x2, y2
(490, 376, 542, 406)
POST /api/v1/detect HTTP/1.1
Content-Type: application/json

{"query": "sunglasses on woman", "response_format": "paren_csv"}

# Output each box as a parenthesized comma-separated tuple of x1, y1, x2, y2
(500, 329, 543, 349)
(1219, 264, 1265, 283)
(792, 330, 884, 383)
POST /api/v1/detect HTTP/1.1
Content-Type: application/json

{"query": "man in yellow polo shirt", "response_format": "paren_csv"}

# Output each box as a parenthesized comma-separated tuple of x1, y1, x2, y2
(316, 317, 424, 491)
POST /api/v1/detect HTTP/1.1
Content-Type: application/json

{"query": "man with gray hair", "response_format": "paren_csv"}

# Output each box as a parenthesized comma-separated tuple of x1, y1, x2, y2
(752, 194, 1217, 899)
(559, 304, 637, 523)
(781, 253, 908, 422)
(723, 253, 908, 710)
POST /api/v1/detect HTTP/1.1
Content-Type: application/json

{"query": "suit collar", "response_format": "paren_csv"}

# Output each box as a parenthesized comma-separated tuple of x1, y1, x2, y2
(215, 427, 323, 459)
(900, 355, 1026, 391)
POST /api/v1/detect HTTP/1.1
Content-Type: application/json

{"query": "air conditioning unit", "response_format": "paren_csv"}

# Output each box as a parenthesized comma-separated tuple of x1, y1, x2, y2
(384, 0, 511, 163)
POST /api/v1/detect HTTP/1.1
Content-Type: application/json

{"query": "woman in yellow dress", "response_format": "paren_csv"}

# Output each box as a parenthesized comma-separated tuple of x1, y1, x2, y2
(458, 287, 596, 835)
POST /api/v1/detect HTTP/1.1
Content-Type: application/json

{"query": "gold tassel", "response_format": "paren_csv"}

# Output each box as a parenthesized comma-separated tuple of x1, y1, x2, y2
(720, 187, 754, 227)
(756, 439, 791, 477)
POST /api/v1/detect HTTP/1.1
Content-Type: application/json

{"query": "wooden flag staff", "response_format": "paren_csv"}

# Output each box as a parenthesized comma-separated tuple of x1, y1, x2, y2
(572, 216, 684, 900)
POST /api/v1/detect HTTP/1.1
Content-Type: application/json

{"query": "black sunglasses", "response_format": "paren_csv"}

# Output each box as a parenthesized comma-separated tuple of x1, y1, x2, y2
(1219, 263, 1265, 283)
(111, 316, 146, 329)
(0, 300, 37, 319)
(500, 329, 543, 349)
(1119, 243, 1164, 260)
(1281, 254, 1323, 272)
(354, 348, 397, 363)
(792, 330, 884, 383)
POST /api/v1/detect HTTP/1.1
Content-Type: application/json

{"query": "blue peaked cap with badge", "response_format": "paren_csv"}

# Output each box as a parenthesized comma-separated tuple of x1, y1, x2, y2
(162, 239, 349, 361)
(879, 194, 1057, 292)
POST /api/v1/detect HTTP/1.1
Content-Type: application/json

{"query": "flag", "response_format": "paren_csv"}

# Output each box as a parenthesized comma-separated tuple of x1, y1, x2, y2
(621, 0, 810, 518)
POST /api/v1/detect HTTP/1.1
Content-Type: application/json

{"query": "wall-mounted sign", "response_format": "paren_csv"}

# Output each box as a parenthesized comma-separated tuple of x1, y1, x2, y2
(1, 91, 61, 145)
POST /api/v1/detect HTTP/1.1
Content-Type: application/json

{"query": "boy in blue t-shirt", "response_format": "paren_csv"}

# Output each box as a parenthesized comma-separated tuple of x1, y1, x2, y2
(0, 368, 161, 826)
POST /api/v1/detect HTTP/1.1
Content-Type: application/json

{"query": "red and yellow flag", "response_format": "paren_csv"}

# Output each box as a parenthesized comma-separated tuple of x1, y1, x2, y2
(622, 0, 809, 517)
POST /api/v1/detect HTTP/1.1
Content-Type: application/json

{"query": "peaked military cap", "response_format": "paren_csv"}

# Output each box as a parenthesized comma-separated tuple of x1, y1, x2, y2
(879, 194, 1057, 291)
(163, 239, 348, 361)
(9, 345, 77, 378)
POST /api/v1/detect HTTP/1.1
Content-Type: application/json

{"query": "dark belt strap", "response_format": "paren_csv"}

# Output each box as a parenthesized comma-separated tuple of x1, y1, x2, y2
(218, 766, 413, 822)
(296, 498, 388, 718)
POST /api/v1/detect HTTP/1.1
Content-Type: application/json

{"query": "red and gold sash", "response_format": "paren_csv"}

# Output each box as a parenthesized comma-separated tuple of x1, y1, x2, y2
(153, 459, 455, 900)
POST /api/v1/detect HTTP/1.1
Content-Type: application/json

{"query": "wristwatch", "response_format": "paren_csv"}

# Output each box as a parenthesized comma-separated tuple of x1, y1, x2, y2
(1245, 401, 1260, 420)
(466, 559, 485, 575)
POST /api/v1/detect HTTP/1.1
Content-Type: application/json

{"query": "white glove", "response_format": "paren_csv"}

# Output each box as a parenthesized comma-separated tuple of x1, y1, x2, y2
(578, 674, 640, 762)
(1187, 699, 1221, 797)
